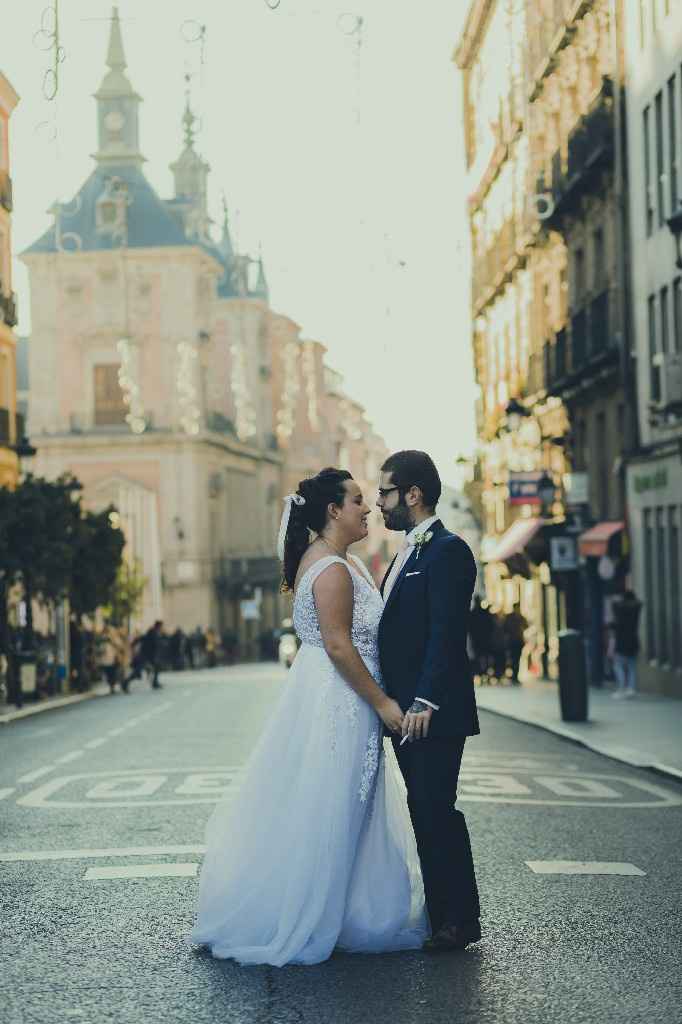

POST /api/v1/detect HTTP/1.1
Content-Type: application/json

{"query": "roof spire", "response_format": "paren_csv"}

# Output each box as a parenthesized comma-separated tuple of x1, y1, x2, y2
(182, 72, 197, 149)
(106, 6, 127, 72)
(253, 244, 269, 301)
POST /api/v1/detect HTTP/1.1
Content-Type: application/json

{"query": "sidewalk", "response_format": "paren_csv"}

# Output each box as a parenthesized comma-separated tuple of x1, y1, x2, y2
(476, 677, 682, 781)
(0, 683, 110, 725)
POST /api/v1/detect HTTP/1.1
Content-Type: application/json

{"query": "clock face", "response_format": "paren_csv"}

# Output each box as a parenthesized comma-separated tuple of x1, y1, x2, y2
(105, 111, 125, 134)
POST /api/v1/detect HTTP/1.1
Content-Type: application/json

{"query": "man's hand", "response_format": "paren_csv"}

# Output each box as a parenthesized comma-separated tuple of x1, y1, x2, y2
(401, 701, 433, 742)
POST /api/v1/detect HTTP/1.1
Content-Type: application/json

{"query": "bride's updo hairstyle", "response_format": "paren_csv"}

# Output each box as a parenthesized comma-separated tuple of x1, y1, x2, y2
(281, 467, 353, 592)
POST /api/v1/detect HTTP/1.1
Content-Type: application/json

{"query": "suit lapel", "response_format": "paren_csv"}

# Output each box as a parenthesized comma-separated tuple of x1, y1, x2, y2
(381, 519, 446, 616)
(380, 553, 398, 598)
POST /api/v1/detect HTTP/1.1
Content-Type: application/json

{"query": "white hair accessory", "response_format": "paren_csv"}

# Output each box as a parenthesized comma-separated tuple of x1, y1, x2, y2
(277, 493, 306, 561)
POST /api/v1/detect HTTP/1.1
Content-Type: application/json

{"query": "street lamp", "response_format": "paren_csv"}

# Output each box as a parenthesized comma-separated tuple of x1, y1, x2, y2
(537, 471, 555, 514)
(504, 397, 531, 433)
(666, 202, 682, 269)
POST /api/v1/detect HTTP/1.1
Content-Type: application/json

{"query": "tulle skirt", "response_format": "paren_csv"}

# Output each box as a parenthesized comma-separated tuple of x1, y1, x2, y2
(188, 643, 428, 966)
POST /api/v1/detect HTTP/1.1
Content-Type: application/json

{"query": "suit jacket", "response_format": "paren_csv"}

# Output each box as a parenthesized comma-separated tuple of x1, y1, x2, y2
(378, 519, 480, 739)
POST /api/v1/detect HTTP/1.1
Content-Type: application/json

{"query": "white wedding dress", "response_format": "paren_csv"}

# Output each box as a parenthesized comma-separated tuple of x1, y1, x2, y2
(189, 554, 428, 966)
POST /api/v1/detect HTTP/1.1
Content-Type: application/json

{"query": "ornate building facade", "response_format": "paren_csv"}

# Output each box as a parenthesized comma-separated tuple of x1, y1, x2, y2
(0, 70, 19, 488)
(21, 10, 390, 646)
(457, 0, 632, 682)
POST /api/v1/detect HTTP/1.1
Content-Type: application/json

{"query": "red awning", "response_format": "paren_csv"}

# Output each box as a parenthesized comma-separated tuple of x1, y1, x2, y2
(483, 517, 543, 564)
(578, 521, 625, 558)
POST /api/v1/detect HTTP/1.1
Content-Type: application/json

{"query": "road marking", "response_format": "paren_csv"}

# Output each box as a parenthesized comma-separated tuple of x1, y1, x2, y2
(526, 861, 646, 876)
(0, 845, 206, 863)
(55, 750, 85, 764)
(16, 767, 243, 808)
(107, 728, 127, 737)
(84, 863, 199, 881)
(457, 770, 682, 807)
(0, 787, 16, 801)
(17, 765, 56, 784)
(84, 738, 108, 749)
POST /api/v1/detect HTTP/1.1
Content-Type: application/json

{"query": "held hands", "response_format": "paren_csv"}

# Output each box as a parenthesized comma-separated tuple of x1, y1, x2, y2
(376, 696, 405, 734)
(401, 701, 432, 743)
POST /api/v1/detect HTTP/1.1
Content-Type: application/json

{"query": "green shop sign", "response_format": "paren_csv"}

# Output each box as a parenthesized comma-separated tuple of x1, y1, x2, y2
(633, 468, 668, 493)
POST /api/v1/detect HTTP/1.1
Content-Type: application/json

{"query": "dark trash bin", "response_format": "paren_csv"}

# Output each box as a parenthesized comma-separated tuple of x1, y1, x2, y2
(557, 629, 588, 722)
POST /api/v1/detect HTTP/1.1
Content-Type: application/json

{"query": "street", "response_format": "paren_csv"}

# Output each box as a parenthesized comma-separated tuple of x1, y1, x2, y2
(1, 664, 681, 1024)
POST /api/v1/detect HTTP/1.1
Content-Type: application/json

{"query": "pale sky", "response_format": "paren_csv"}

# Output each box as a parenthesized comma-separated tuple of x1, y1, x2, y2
(5, 0, 476, 484)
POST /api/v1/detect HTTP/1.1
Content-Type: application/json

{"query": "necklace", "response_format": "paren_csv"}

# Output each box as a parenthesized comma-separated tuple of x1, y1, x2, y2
(320, 536, 348, 560)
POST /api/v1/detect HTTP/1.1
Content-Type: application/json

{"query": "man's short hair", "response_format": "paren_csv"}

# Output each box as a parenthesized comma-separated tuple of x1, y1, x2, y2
(381, 450, 441, 510)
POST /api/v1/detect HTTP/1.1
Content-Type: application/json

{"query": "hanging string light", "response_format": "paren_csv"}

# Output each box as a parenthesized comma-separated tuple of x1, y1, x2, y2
(276, 336, 300, 447)
(176, 340, 201, 436)
(117, 338, 147, 434)
(301, 341, 319, 431)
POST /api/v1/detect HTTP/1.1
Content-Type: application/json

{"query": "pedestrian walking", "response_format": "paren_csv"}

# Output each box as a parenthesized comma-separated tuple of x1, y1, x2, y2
(140, 620, 164, 689)
(169, 628, 186, 671)
(611, 590, 643, 699)
(205, 628, 217, 668)
(97, 624, 122, 694)
(503, 605, 528, 684)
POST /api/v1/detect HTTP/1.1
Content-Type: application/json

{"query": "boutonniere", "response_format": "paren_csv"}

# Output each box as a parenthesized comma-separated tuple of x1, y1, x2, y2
(413, 530, 433, 560)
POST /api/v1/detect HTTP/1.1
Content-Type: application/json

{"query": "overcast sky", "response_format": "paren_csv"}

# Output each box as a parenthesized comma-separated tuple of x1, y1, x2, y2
(5, 0, 476, 484)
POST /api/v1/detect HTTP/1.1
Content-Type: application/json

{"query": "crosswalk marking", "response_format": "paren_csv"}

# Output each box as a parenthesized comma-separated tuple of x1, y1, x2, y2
(17, 765, 56, 784)
(55, 751, 85, 764)
(0, 845, 206, 863)
(84, 862, 199, 881)
(526, 861, 646, 876)
(0, 788, 16, 801)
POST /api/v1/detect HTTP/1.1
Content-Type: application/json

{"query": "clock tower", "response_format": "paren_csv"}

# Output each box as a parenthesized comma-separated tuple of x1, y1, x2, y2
(92, 6, 144, 167)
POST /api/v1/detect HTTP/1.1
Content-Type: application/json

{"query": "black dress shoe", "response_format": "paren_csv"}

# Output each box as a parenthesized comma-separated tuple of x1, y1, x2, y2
(423, 920, 481, 952)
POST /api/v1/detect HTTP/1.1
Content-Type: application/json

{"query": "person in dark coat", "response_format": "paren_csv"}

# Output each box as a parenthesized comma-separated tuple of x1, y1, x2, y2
(169, 628, 186, 671)
(503, 605, 528, 684)
(377, 450, 481, 953)
(140, 620, 163, 689)
(468, 596, 495, 682)
(611, 590, 643, 699)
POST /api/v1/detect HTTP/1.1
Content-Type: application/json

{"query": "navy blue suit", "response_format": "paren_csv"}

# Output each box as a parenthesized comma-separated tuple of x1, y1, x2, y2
(378, 520, 480, 932)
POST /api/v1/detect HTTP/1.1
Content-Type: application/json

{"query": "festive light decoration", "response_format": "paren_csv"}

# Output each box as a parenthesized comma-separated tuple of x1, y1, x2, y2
(301, 341, 319, 431)
(230, 317, 257, 442)
(276, 336, 300, 447)
(176, 340, 201, 436)
(34, 1, 64, 101)
(117, 337, 147, 434)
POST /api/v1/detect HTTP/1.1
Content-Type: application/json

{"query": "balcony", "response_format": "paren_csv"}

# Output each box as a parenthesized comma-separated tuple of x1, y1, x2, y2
(0, 170, 12, 213)
(589, 290, 609, 356)
(571, 309, 588, 370)
(546, 80, 614, 229)
(472, 215, 519, 311)
(0, 290, 18, 328)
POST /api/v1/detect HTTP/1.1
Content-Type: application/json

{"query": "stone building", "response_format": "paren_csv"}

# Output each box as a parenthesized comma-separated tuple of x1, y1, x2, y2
(623, 0, 682, 697)
(456, 0, 632, 681)
(0, 70, 19, 488)
(21, 10, 389, 646)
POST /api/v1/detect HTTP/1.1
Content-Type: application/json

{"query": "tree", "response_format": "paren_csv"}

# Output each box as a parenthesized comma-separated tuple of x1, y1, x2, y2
(69, 506, 126, 620)
(103, 558, 147, 629)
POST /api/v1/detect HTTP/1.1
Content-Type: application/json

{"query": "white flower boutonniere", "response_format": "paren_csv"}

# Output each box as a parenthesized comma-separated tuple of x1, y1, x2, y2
(413, 530, 433, 560)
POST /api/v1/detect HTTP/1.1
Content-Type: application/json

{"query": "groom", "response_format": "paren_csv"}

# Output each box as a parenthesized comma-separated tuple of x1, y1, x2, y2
(377, 450, 481, 951)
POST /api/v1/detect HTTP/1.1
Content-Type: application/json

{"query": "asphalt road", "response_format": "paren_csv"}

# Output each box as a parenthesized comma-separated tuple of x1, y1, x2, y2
(1, 664, 681, 1024)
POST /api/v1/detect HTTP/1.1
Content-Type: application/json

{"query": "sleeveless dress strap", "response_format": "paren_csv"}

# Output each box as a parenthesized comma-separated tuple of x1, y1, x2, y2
(297, 555, 352, 594)
(348, 555, 377, 590)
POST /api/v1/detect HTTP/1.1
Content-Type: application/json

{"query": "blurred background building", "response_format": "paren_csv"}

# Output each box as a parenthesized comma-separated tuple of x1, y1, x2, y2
(19, 11, 391, 652)
(456, 0, 681, 695)
(0, 70, 20, 488)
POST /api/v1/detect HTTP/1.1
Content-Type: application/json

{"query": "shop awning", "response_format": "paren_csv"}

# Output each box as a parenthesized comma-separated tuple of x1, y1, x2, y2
(578, 521, 624, 558)
(483, 517, 543, 564)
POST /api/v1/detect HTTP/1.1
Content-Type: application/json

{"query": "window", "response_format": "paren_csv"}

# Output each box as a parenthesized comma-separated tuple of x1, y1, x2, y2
(94, 364, 127, 426)
(668, 76, 678, 215)
(596, 410, 609, 520)
(574, 247, 585, 303)
(655, 90, 664, 225)
(643, 106, 653, 236)
(648, 294, 661, 401)
(643, 510, 655, 657)
(592, 228, 604, 290)
(660, 285, 670, 354)
(673, 277, 682, 352)
(669, 506, 680, 667)
(657, 506, 668, 664)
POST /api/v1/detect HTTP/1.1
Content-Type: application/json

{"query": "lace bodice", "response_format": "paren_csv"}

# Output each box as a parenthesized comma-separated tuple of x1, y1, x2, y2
(293, 555, 384, 662)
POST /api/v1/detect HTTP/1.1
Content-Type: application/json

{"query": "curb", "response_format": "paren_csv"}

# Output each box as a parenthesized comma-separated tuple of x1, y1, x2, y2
(0, 686, 110, 725)
(476, 700, 682, 785)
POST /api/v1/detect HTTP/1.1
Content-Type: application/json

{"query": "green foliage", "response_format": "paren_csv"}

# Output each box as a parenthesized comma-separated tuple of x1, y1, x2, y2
(104, 559, 147, 628)
(0, 473, 125, 618)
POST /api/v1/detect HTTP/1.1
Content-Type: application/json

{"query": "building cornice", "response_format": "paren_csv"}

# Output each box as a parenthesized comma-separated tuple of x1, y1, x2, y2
(453, 0, 495, 70)
(0, 72, 20, 115)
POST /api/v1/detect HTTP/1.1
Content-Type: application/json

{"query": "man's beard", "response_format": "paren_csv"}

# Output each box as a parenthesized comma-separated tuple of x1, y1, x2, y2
(383, 499, 413, 532)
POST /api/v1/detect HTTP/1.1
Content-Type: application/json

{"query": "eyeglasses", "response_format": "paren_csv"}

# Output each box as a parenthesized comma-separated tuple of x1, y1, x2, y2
(377, 486, 400, 499)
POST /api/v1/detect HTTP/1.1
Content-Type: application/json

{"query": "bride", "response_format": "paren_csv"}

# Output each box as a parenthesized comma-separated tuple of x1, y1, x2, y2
(189, 467, 428, 965)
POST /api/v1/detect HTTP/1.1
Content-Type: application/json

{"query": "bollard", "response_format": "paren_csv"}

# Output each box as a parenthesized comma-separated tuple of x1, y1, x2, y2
(557, 629, 588, 722)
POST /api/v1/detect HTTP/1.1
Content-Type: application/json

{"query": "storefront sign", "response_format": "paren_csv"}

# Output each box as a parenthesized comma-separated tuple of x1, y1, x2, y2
(550, 536, 578, 571)
(509, 472, 543, 505)
(633, 468, 668, 493)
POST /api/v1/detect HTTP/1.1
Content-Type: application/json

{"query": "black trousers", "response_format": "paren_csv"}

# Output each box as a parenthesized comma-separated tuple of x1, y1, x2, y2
(393, 735, 480, 934)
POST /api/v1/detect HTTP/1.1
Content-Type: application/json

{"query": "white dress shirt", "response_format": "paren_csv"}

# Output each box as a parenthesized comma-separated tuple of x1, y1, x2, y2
(384, 515, 441, 712)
